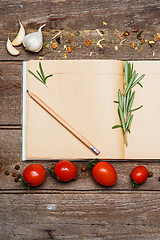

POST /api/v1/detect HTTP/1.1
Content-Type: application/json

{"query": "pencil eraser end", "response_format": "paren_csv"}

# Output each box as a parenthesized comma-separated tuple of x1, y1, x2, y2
(26, 90, 29, 93)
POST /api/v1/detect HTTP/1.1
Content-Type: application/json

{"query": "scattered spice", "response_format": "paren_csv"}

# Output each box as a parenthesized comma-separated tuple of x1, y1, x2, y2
(90, 51, 93, 56)
(81, 166, 86, 172)
(141, 39, 145, 44)
(132, 28, 139, 33)
(119, 39, 126, 45)
(62, 53, 67, 59)
(67, 37, 72, 43)
(117, 35, 123, 40)
(131, 42, 134, 48)
(97, 38, 105, 48)
(115, 45, 118, 51)
(39, 56, 44, 60)
(148, 40, 155, 47)
(68, 46, 72, 53)
(56, 36, 61, 45)
(85, 38, 92, 47)
(15, 165, 20, 170)
(148, 172, 153, 177)
(123, 31, 130, 36)
(115, 29, 119, 33)
(103, 21, 108, 26)
(137, 31, 144, 40)
(154, 36, 159, 42)
(74, 30, 80, 36)
(73, 176, 77, 181)
(52, 42, 58, 49)
(12, 173, 17, 177)
(15, 178, 19, 183)
(5, 170, 10, 176)
(17, 174, 21, 178)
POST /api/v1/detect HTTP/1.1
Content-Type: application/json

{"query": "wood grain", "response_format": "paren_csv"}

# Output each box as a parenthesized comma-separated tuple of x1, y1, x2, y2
(0, 0, 160, 60)
(0, 193, 159, 239)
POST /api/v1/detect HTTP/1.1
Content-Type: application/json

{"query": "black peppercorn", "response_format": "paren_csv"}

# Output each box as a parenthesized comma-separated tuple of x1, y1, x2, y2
(12, 173, 17, 177)
(5, 170, 10, 176)
(148, 172, 153, 177)
(15, 178, 19, 182)
(15, 165, 20, 170)
(17, 174, 21, 178)
(158, 177, 160, 181)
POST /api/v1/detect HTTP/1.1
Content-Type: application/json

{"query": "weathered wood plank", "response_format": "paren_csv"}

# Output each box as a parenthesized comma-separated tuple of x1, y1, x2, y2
(0, 62, 22, 125)
(0, 130, 160, 191)
(0, 192, 159, 239)
(0, 0, 160, 60)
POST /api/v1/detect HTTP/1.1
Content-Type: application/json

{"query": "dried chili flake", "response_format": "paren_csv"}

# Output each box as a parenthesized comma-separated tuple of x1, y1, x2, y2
(115, 29, 119, 33)
(52, 42, 58, 49)
(67, 38, 72, 43)
(119, 39, 126, 45)
(154, 36, 159, 42)
(131, 42, 134, 48)
(68, 46, 72, 53)
(132, 28, 139, 33)
(117, 35, 123, 40)
(137, 31, 144, 40)
(123, 31, 130, 36)
(103, 21, 108, 26)
(85, 38, 92, 47)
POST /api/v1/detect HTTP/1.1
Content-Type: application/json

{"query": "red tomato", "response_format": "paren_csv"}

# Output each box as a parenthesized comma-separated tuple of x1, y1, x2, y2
(92, 161, 117, 186)
(53, 161, 77, 182)
(23, 164, 46, 187)
(131, 166, 148, 186)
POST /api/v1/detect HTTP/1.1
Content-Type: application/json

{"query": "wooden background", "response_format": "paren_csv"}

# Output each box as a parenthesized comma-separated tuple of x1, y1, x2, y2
(0, 0, 160, 239)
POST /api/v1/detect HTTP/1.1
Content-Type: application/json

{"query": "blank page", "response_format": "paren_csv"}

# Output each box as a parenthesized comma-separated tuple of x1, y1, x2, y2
(24, 60, 124, 160)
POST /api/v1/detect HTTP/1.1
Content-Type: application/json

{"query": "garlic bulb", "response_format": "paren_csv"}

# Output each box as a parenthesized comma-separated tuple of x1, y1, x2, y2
(23, 24, 45, 52)
(12, 20, 25, 46)
(6, 37, 20, 56)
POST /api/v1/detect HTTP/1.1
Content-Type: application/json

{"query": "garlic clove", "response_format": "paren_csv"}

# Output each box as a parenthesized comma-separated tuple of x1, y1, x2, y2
(12, 20, 25, 46)
(6, 37, 20, 56)
(23, 24, 45, 52)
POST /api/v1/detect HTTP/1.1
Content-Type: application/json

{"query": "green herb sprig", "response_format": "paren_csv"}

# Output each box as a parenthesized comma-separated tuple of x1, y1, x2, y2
(28, 62, 53, 85)
(112, 61, 145, 146)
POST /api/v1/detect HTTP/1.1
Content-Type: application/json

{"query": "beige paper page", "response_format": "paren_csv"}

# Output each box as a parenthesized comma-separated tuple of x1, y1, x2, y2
(25, 60, 124, 160)
(125, 61, 160, 159)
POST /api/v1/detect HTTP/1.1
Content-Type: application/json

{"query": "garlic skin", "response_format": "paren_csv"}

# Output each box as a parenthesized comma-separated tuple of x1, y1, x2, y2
(12, 20, 25, 46)
(23, 24, 45, 52)
(6, 37, 20, 56)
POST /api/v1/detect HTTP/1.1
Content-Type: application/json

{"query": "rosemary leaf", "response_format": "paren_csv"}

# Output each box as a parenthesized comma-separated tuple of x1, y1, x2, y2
(39, 62, 45, 80)
(125, 89, 131, 114)
(130, 105, 143, 112)
(112, 125, 122, 129)
(118, 89, 122, 109)
(118, 105, 126, 133)
(125, 61, 129, 85)
(138, 82, 143, 88)
(36, 70, 45, 82)
(46, 74, 53, 79)
(121, 94, 124, 112)
(127, 114, 133, 132)
(126, 112, 132, 130)
(114, 101, 119, 103)
(125, 71, 138, 96)
(127, 91, 135, 115)
(131, 74, 145, 88)
(28, 70, 43, 83)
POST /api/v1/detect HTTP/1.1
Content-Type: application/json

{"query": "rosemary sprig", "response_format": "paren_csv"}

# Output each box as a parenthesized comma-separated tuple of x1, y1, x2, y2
(112, 61, 145, 146)
(28, 62, 53, 85)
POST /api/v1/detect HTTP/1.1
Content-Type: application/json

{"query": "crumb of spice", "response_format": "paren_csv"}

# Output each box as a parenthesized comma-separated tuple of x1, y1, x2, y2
(73, 176, 77, 181)
(67, 37, 72, 43)
(132, 28, 139, 33)
(15, 165, 20, 170)
(131, 42, 134, 48)
(68, 46, 72, 53)
(154, 36, 159, 42)
(12, 173, 17, 177)
(148, 172, 153, 177)
(15, 178, 19, 183)
(81, 166, 86, 172)
(115, 45, 118, 51)
(52, 42, 58, 49)
(123, 31, 130, 36)
(5, 170, 10, 176)
(117, 35, 123, 40)
(85, 38, 92, 47)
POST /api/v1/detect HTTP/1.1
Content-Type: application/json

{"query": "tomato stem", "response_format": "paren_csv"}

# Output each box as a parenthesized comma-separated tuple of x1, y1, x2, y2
(85, 159, 99, 169)
(20, 176, 30, 190)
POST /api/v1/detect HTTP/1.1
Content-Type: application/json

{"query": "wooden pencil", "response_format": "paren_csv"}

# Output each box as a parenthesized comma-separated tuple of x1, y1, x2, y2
(27, 90, 100, 155)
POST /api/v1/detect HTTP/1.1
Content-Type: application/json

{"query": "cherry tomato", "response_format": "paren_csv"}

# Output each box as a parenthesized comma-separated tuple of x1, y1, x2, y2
(53, 161, 77, 182)
(92, 161, 117, 186)
(131, 166, 148, 187)
(23, 164, 46, 187)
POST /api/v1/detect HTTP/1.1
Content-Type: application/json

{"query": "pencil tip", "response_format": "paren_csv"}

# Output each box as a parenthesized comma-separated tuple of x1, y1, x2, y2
(26, 90, 29, 93)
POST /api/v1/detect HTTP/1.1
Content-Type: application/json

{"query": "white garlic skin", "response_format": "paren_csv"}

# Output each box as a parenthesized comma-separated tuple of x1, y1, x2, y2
(12, 20, 25, 46)
(6, 37, 20, 56)
(23, 24, 45, 52)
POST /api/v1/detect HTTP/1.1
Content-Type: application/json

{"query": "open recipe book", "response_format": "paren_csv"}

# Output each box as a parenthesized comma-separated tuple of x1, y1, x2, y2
(22, 60, 160, 160)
